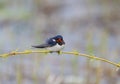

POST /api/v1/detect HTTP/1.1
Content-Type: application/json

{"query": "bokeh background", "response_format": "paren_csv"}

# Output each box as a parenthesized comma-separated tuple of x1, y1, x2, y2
(0, 0, 120, 84)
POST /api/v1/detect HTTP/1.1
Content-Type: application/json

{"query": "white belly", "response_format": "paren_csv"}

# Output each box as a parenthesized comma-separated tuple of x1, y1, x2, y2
(46, 44, 65, 51)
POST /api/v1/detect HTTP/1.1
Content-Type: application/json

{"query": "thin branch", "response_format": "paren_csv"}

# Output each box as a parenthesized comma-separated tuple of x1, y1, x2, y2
(62, 51, 120, 67)
(0, 50, 120, 68)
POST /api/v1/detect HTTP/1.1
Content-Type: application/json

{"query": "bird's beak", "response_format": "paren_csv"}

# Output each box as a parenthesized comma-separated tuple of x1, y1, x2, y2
(62, 41, 65, 44)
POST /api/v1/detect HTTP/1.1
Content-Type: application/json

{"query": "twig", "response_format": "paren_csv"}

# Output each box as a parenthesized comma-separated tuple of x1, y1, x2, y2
(0, 50, 120, 68)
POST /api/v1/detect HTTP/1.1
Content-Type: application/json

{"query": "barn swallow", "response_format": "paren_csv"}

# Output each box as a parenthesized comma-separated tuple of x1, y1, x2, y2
(32, 35, 65, 53)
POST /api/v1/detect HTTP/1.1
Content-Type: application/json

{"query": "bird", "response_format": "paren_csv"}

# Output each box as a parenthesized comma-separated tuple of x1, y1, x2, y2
(32, 35, 65, 53)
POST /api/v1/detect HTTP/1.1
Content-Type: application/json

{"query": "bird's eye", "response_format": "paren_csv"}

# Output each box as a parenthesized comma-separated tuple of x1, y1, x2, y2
(52, 39, 56, 42)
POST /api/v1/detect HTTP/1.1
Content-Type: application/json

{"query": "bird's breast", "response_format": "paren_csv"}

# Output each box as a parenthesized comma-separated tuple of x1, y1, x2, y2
(46, 44, 65, 51)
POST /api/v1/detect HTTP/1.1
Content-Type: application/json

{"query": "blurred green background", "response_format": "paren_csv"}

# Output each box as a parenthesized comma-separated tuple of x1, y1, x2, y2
(0, 0, 120, 84)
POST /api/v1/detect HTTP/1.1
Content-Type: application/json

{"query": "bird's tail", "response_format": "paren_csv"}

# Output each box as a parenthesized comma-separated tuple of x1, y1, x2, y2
(32, 44, 49, 48)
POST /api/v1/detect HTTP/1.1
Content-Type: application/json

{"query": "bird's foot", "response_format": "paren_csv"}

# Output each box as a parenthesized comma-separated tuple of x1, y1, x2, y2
(57, 51, 61, 55)
(49, 51, 61, 55)
(49, 51, 53, 53)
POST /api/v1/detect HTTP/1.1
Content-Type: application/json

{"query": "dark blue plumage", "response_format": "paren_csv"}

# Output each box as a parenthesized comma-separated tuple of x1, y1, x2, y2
(32, 35, 65, 51)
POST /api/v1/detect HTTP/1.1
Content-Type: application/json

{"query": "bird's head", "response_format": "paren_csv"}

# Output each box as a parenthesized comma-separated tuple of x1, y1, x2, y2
(52, 35, 65, 45)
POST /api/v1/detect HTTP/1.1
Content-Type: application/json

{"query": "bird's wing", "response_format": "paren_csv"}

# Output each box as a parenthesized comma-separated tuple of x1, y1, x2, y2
(32, 44, 50, 48)
(47, 38, 56, 46)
